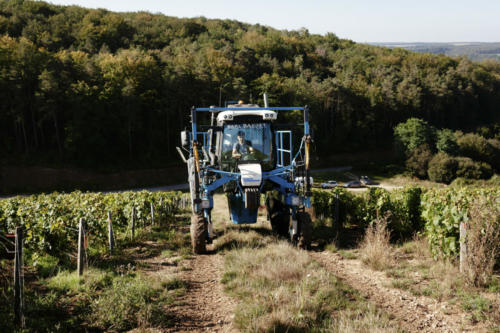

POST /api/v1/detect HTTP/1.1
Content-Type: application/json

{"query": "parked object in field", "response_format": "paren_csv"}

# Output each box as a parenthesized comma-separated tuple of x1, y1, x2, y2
(360, 175, 379, 185)
(344, 180, 363, 188)
(321, 180, 338, 189)
(177, 98, 314, 253)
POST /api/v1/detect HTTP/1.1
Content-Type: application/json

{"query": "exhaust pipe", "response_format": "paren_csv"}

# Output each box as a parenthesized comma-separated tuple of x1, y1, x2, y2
(263, 93, 269, 108)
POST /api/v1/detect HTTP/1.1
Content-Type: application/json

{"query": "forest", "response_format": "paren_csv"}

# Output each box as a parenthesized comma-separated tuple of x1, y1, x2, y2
(1, 0, 499, 169)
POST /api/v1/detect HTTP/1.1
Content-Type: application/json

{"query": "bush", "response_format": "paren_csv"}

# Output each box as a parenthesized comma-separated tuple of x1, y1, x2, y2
(487, 138, 500, 170)
(427, 153, 458, 184)
(456, 133, 496, 164)
(312, 188, 363, 227)
(422, 187, 500, 259)
(405, 144, 433, 178)
(313, 186, 424, 237)
(394, 118, 436, 158)
(463, 197, 500, 287)
(436, 129, 459, 155)
(455, 157, 493, 180)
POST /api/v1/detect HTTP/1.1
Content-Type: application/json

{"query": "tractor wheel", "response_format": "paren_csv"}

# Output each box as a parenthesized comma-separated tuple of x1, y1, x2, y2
(296, 211, 312, 250)
(266, 195, 290, 238)
(190, 211, 207, 254)
(271, 211, 290, 238)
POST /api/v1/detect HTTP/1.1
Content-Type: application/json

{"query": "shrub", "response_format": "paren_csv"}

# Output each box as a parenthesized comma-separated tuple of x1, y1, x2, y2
(391, 186, 423, 234)
(312, 188, 363, 227)
(456, 133, 496, 165)
(394, 118, 436, 158)
(422, 187, 500, 259)
(313, 186, 424, 237)
(463, 197, 500, 287)
(427, 153, 458, 183)
(487, 138, 500, 170)
(455, 157, 493, 180)
(436, 129, 459, 155)
(405, 144, 433, 178)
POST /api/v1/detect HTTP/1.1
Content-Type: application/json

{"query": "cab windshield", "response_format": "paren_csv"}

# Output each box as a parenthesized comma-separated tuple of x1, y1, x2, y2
(221, 123, 272, 168)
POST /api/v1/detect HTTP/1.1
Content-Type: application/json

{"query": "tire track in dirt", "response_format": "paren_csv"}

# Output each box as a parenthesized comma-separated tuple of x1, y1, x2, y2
(167, 251, 236, 332)
(310, 251, 487, 333)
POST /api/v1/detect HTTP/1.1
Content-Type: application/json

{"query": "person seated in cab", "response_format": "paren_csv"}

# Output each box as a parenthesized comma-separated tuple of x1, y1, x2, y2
(232, 131, 254, 159)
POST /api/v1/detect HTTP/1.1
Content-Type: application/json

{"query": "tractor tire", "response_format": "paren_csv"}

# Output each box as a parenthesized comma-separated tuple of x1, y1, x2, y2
(271, 211, 290, 238)
(190, 211, 207, 254)
(266, 195, 290, 238)
(296, 211, 312, 250)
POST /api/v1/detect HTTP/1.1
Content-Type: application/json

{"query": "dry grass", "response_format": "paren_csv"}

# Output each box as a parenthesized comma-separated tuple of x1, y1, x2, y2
(360, 215, 393, 270)
(399, 234, 431, 258)
(384, 235, 500, 326)
(331, 305, 399, 333)
(213, 229, 275, 251)
(463, 197, 500, 288)
(222, 242, 399, 332)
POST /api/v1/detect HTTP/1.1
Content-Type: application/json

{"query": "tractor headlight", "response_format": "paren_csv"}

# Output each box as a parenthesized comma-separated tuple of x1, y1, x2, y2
(291, 196, 300, 206)
(201, 199, 211, 209)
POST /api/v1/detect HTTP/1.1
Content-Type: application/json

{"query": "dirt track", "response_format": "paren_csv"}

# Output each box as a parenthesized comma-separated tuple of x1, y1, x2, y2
(310, 251, 488, 333)
(167, 251, 236, 333)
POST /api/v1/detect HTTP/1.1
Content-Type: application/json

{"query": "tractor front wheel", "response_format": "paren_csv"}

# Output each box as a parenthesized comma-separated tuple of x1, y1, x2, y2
(191, 211, 207, 254)
(296, 211, 312, 250)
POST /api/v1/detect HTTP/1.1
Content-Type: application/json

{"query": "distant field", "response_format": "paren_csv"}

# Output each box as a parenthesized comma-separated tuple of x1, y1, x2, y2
(372, 42, 500, 61)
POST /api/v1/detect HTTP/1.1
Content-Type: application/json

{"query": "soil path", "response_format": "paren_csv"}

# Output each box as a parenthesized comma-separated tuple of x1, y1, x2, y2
(310, 251, 488, 333)
(167, 251, 237, 332)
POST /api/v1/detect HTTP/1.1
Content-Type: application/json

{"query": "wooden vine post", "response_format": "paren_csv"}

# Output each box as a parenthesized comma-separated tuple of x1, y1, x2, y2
(14, 227, 24, 328)
(130, 207, 136, 241)
(150, 202, 155, 226)
(107, 211, 115, 255)
(460, 221, 467, 273)
(77, 218, 86, 276)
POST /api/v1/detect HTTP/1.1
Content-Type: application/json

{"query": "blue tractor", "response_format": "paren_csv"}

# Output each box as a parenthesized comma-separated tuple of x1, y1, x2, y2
(177, 98, 313, 253)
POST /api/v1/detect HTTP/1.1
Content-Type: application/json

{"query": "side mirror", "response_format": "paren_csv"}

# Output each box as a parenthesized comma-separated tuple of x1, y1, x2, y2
(181, 130, 190, 147)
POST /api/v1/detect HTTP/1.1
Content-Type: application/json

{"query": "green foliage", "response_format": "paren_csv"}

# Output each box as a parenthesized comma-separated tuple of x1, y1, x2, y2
(426, 152, 493, 183)
(405, 144, 433, 178)
(427, 153, 458, 184)
(312, 188, 363, 227)
(313, 186, 423, 237)
(91, 274, 167, 330)
(456, 133, 497, 167)
(436, 129, 459, 155)
(394, 118, 436, 158)
(0, 1, 499, 169)
(422, 187, 500, 259)
(0, 191, 187, 260)
(455, 157, 493, 180)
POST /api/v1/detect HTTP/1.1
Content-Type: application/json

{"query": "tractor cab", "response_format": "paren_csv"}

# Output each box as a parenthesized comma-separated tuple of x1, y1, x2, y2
(216, 106, 276, 172)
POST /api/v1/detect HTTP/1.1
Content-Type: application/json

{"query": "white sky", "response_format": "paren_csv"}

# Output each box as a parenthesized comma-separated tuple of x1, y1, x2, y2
(47, 0, 500, 43)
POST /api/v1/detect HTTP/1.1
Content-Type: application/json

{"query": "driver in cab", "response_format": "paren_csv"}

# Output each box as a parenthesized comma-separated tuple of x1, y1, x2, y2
(232, 131, 254, 159)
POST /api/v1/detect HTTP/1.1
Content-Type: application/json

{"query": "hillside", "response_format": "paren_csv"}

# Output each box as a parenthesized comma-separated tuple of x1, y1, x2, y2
(0, 0, 499, 170)
(373, 42, 500, 61)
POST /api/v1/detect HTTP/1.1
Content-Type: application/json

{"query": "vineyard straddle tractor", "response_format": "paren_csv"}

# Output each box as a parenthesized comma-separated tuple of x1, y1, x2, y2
(178, 98, 313, 253)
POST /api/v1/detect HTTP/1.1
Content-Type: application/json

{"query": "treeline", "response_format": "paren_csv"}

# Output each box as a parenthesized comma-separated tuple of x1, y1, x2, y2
(1, 0, 500, 168)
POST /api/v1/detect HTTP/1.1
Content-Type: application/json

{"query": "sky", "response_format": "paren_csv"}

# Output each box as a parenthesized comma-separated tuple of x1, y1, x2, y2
(46, 0, 500, 43)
